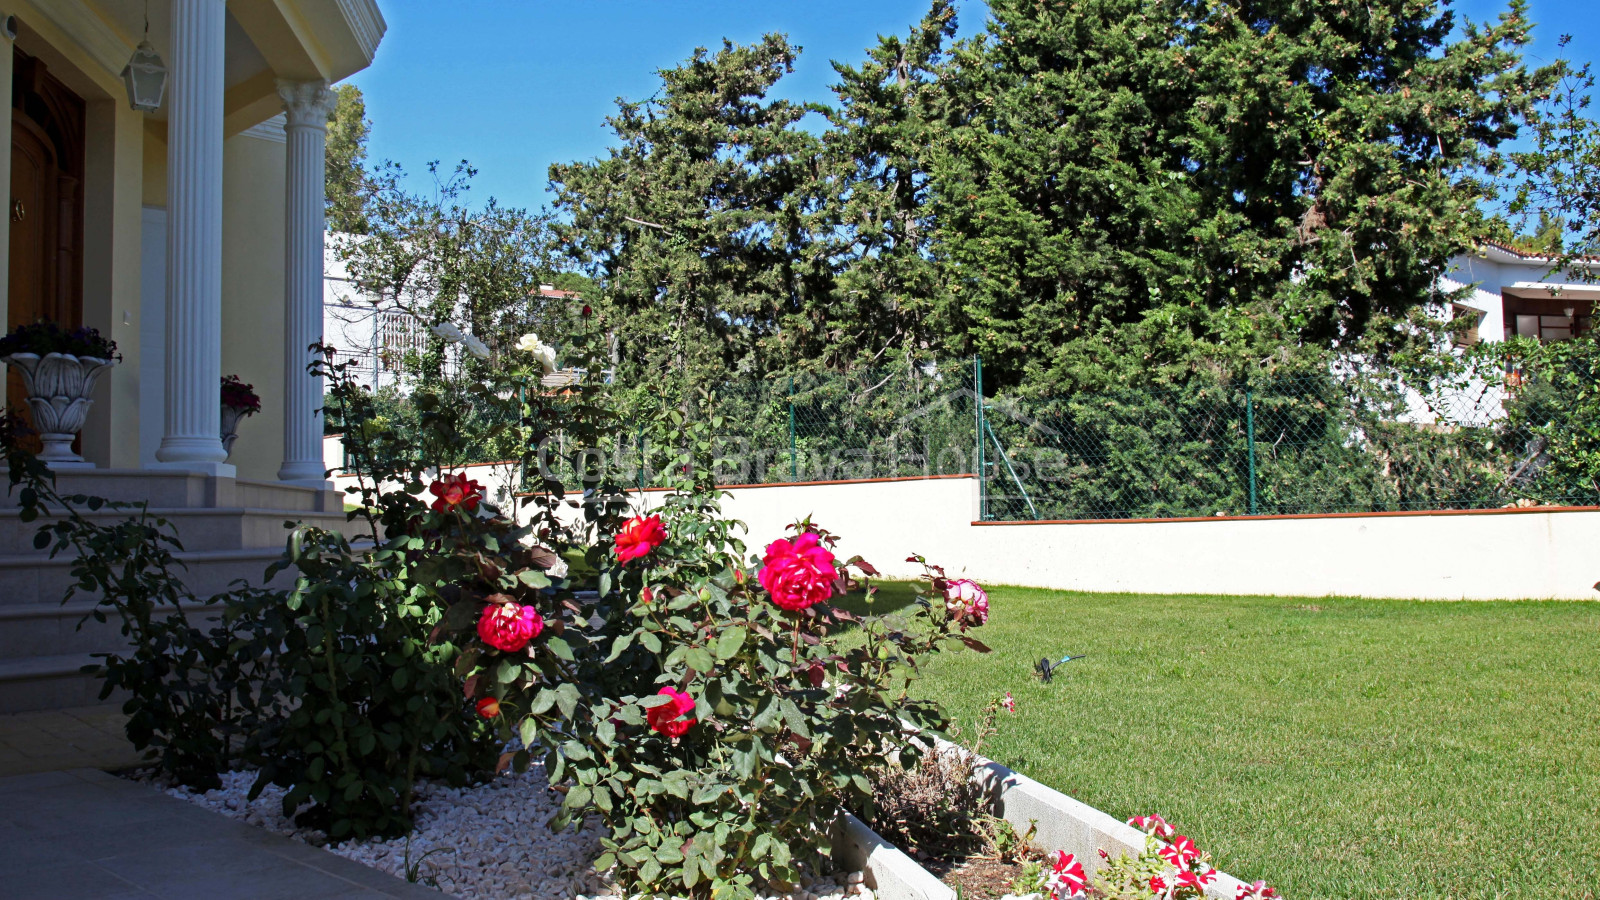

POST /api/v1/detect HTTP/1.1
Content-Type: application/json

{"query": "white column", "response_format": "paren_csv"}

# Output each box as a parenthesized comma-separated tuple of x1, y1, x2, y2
(277, 81, 337, 484)
(154, 0, 231, 475)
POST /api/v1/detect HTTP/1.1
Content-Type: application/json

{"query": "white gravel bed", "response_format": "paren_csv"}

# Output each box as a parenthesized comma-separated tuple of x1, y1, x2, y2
(140, 767, 871, 900)
(145, 766, 606, 899)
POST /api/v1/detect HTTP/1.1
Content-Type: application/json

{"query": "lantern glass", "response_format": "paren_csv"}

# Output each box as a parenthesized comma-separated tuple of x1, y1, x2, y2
(121, 41, 167, 113)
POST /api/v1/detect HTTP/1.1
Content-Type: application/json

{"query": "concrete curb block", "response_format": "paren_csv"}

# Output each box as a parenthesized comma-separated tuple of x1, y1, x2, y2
(834, 813, 955, 900)
(945, 737, 1247, 900)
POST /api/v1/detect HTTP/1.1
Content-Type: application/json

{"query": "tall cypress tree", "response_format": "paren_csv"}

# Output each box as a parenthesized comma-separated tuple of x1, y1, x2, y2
(550, 36, 828, 391)
(930, 0, 1556, 392)
(814, 1, 958, 372)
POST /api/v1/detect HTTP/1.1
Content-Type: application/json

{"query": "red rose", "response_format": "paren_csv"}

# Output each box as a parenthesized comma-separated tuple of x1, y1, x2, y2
(429, 472, 484, 513)
(476, 697, 501, 718)
(640, 586, 653, 604)
(758, 532, 837, 611)
(615, 515, 666, 563)
(477, 602, 544, 652)
(646, 687, 696, 738)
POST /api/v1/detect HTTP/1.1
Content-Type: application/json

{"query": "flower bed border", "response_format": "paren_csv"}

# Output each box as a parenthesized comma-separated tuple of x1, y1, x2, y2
(952, 737, 1247, 900)
(842, 736, 1249, 900)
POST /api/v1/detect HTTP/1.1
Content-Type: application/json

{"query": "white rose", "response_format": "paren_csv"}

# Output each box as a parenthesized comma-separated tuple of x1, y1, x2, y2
(517, 333, 558, 374)
(430, 322, 464, 343)
(461, 334, 491, 360)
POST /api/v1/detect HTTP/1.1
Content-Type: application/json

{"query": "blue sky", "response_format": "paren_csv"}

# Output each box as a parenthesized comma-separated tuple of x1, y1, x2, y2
(348, 0, 1597, 214)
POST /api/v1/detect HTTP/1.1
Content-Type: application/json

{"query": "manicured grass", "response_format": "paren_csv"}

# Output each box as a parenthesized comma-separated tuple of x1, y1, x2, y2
(897, 587, 1600, 898)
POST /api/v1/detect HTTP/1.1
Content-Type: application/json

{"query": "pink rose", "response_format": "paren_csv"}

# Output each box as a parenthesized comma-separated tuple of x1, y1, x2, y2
(646, 687, 696, 738)
(758, 532, 837, 612)
(477, 601, 544, 652)
(944, 578, 989, 625)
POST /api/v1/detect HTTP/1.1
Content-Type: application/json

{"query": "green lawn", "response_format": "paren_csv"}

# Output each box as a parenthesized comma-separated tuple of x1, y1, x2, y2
(891, 586, 1600, 898)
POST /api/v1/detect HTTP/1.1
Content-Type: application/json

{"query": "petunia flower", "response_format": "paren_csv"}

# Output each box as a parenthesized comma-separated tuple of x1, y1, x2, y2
(1158, 834, 1199, 868)
(1044, 850, 1086, 899)
(1129, 814, 1175, 839)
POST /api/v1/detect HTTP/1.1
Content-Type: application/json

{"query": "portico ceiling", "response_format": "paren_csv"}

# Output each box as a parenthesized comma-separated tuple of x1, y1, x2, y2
(18, 0, 383, 137)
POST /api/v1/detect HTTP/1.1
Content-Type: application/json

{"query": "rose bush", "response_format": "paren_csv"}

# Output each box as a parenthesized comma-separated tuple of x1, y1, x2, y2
(443, 398, 994, 898)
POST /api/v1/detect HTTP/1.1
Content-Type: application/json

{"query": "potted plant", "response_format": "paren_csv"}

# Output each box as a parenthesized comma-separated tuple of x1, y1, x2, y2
(0, 323, 119, 470)
(220, 375, 260, 459)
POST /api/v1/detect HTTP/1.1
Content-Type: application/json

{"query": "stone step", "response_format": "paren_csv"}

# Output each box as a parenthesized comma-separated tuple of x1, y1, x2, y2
(0, 468, 342, 512)
(0, 547, 291, 609)
(0, 507, 361, 553)
(0, 544, 294, 605)
(0, 600, 232, 663)
(0, 654, 114, 715)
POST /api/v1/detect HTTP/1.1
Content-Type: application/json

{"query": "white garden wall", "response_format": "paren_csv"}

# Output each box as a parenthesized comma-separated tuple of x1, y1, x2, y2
(639, 476, 1600, 600)
(320, 427, 1600, 600)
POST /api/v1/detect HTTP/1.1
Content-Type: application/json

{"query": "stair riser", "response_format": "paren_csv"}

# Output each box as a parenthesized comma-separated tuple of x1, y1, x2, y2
(0, 473, 337, 512)
(0, 671, 122, 715)
(0, 556, 291, 608)
(0, 512, 359, 554)
(0, 609, 227, 662)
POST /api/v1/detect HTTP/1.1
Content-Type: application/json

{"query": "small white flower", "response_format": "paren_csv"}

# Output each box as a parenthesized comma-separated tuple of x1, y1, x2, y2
(547, 558, 570, 580)
(430, 322, 464, 343)
(461, 334, 491, 360)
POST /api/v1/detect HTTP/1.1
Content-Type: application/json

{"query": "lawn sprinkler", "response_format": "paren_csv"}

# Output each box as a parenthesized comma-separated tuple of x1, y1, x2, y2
(1034, 653, 1087, 683)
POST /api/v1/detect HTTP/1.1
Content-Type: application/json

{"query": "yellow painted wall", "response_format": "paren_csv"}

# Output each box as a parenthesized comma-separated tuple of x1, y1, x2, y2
(220, 131, 287, 482)
(79, 97, 146, 469)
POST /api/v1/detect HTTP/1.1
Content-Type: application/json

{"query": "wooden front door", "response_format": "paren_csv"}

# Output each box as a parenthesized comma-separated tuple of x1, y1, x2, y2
(7, 50, 85, 448)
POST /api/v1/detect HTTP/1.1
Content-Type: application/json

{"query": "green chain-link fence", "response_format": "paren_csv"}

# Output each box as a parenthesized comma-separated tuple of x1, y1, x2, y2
(352, 356, 1600, 519)
(977, 371, 1599, 521)
(621, 360, 981, 489)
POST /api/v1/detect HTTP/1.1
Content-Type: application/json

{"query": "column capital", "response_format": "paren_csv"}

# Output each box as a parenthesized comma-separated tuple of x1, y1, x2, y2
(277, 80, 337, 128)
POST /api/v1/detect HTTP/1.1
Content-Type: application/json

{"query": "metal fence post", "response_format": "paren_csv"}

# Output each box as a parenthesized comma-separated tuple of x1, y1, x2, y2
(788, 375, 797, 482)
(1245, 387, 1258, 516)
(637, 426, 646, 492)
(975, 356, 986, 520)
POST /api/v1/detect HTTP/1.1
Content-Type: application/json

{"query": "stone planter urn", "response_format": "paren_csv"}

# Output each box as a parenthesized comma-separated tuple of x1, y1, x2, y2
(220, 405, 249, 459)
(1, 352, 117, 470)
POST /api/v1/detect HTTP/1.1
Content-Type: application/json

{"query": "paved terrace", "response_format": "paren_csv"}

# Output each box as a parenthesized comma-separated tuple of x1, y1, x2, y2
(0, 708, 448, 900)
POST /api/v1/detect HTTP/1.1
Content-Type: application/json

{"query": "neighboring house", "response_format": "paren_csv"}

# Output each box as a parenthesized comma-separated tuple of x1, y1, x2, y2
(322, 238, 426, 392)
(0, 0, 385, 713)
(1444, 242, 1597, 346)
(321, 269, 581, 393)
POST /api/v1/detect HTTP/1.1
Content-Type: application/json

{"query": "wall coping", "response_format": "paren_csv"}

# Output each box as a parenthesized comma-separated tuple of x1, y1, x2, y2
(971, 503, 1600, 527)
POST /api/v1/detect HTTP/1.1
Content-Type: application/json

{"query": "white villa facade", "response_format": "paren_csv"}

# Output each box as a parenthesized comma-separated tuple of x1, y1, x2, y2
(4, 0, 384, 485)
(0, 1, 385, 712)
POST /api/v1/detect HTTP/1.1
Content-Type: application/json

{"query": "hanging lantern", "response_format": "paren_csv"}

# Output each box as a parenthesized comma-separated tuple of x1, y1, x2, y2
(121, 40, 167, 113)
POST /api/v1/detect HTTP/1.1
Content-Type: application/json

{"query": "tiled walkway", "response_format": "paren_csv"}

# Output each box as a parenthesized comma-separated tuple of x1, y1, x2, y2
(0, 704, 142, 776)
(0, 768, 448, 899)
